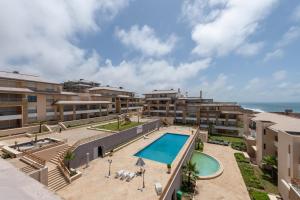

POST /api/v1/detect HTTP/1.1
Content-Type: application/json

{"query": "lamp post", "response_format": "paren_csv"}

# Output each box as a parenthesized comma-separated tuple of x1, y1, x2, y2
(108, 159, 112, 177)
(142, 168, 146, 188)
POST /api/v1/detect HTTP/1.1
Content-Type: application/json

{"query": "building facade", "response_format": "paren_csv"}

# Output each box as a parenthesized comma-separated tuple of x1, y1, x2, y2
(143, 89, 244, 136)
(244, 112, 300, 200)
(0, 71, 144, 130)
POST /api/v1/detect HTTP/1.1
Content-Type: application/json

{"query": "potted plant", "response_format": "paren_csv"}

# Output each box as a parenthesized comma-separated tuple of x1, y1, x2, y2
(167, 163, 171, 174)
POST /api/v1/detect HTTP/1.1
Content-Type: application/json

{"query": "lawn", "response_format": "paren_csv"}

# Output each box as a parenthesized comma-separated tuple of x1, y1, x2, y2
(94, 121, 144, 131)
(234, 153, 273, 200)
(209, 135, 244, 143)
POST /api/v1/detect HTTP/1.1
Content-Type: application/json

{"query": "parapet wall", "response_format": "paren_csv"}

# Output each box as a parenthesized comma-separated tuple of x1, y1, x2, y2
(70, 119, 160, 168)
(62, 115, 117, 128)
(0, 125, 49, 138)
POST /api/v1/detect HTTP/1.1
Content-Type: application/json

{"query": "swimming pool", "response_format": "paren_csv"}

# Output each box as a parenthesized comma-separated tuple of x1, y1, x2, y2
(191, 151, 222, 179)
(134, 133, 189, 164)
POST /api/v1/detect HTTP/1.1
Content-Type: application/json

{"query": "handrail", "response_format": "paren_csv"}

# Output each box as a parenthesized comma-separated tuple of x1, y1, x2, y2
(159, 128, 199, 200)
(22, 151, 46, 167)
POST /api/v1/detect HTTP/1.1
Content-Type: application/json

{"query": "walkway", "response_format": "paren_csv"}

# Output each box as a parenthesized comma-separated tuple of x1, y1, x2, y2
(194, 143, 250, 200)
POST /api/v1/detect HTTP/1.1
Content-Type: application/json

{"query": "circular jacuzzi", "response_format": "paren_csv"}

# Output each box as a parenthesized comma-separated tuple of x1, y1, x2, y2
(191, 151, 223, 179)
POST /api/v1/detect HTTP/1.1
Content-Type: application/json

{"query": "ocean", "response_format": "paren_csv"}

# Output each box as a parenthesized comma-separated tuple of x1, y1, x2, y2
(239, 102, 300, 113)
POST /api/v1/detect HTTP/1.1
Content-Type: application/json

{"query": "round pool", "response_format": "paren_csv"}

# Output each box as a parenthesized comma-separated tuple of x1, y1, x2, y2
(191, 151, 223, 179)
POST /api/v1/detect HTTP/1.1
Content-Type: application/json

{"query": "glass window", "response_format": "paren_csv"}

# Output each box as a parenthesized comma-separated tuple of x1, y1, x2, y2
(27, 95, 37, 102)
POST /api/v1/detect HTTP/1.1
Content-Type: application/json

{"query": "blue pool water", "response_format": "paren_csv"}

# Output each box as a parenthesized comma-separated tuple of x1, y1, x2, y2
(191, 151, 220, 177)
(134, 133, 189, 164)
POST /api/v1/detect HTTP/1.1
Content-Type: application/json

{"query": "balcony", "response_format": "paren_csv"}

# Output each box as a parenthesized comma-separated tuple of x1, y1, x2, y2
(290, 178, 300, 199)
(0, 114, 22, 121)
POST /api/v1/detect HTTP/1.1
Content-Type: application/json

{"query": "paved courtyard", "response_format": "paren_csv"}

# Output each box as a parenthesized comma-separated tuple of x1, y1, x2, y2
(57, 126, 195, 200)
(194, 143, 250, 200)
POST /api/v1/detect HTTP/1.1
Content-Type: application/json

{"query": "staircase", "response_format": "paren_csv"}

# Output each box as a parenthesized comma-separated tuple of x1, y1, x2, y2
(48, 167, 69, 191)
(21, 165, 37, 174)
(49, 146, 69, 165)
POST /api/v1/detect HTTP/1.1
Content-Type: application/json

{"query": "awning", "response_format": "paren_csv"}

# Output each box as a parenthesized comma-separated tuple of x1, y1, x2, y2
(55, 100, 111, 105)
(0, 87, 34, 94)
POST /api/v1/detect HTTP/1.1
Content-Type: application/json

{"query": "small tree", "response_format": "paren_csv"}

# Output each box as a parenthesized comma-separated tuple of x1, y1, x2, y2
(208, 122, 214, 136)
(182, 161, 199, 191)
(262, 155, 277, 180)
(64, 150, 75, 170)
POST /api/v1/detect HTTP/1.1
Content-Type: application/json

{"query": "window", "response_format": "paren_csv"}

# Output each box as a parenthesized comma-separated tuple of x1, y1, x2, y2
(27, 95, 37, 102)
(263, 143, 266, 149)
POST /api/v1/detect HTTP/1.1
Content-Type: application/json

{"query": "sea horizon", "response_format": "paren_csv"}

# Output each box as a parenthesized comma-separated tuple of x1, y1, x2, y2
(239, 102, 300, 113)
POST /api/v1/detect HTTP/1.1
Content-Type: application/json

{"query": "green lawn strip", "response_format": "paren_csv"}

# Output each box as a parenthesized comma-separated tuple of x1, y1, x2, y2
(209, 135, 243, 143)
(94, 121, 144, 131)
(253, 166, 279, 194)
(249, 189, 269, 200)
(234, 153, 270, 200)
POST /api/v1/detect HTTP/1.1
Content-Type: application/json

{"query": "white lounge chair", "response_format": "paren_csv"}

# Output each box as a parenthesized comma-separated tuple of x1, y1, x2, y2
(155, 182, 162, 195)
(115, 170, 125, 178)
(143, 135, 149, 139)
(126, 172, 135, 182)
(121, 171, 129, 180)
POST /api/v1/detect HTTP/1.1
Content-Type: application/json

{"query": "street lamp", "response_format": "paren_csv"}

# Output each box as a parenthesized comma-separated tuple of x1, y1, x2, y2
(142, 168, 146, 188)
(107, 159, 112, 177)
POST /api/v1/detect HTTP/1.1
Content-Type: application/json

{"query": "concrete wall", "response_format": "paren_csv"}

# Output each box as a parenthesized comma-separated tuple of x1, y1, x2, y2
(163, 132, 196, 200)
(70, 120, 160, 168)
(0, 124, 48, 138)
(29, 166, 48, 186)
(63, 115, 116, 128)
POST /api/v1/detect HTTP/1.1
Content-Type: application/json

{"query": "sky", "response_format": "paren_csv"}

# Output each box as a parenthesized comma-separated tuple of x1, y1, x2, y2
(0, 0, 300, 102)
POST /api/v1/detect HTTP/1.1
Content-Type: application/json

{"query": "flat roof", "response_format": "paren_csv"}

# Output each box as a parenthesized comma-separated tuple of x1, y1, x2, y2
(252, 112, 300, 133)
(0, 71, 60, 85)
(144, 90, 178, 95)
(88, 86, 132, 93)
(55, 100, 111, 105)
(0, 159, 61, 200)
(0, 86, 34, 94)
(60, 91, 78, 96)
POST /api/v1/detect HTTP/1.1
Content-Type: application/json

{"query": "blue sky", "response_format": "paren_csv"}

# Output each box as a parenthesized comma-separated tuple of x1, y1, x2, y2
(0, 0, 300, 102)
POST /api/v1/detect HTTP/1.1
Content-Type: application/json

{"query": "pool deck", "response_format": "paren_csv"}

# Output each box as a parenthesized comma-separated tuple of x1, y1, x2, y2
(57, 126, 196, 200)
(194, 143, 250, 200)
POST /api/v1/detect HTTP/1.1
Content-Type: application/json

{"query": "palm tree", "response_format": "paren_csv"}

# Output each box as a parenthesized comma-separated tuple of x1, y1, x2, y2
(262, 155, 277, 180)
(64, 150, 75, 170)
(208, 122, 214, 136)
(182, 161, 199, 188)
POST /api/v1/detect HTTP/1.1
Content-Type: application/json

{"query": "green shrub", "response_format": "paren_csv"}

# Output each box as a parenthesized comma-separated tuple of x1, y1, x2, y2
(249, 189, 269, 200)
(234, 153, 249, 163)
(231, 141, 247, 151)
(235, 153, 264, 190)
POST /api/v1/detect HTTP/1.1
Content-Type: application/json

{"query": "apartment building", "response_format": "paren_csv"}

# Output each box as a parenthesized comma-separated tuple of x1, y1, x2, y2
(63, 79, 100, 93)
(143, 89, 244, 135)
(0, 71, 111, 130)
(88, 86, 143, 114)
(244, 112, 300, 200)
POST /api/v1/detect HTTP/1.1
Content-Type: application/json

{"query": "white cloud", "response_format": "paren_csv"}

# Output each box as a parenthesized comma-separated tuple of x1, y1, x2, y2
(115, 25, 177, 57)
(91, 58, 211, 93)
(236, 42, 264, 56)
(245, 77, 261, 90)
(292, 4, 300, 21)
(0, 0, 129, 79)
(272, 70, 287, 81)
(276, 26, 300, 48)
(263, 49, 284, 62)
(181, 0, 278, 57)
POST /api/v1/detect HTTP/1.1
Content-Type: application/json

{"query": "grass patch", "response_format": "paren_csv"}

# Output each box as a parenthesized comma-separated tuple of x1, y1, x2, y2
(231, 141, 247, 152)
(253, 167, 278, 194)
(94, 121, 144, 131)
(249, 189, 269, 200)
(235, 153, 271, 200)
(235, 153, 264, 190)
(209, 135, 243, 143)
